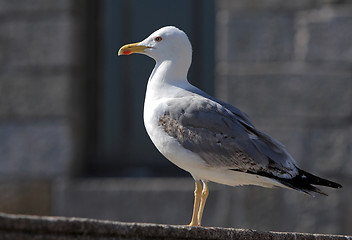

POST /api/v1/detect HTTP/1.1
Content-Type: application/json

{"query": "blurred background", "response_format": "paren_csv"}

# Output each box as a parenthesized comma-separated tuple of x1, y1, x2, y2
(0, 0, 351, 235)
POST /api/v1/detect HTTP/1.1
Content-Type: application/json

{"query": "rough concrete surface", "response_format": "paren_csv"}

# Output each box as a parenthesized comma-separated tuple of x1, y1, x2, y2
(0, 212, 350, 240)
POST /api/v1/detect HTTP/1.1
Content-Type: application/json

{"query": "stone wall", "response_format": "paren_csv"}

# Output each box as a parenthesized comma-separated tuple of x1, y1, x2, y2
(214, 0, 352, 234)
(0, 0, 85, 214)
(0, 0, 76, 177)
(0, 213, 350, 240)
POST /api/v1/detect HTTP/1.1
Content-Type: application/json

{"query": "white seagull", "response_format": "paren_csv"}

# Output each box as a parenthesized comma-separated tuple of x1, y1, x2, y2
(118, 26, 342, 226)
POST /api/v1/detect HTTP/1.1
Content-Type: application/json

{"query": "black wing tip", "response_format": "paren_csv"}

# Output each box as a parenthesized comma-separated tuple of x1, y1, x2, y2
(297, 169, 342, 189)
(277, 168, 342, 196)
(280, 181, 328, 196)
(230, 168, 342, 195)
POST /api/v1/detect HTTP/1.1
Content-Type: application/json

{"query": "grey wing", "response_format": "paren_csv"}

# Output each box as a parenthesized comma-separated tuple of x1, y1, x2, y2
(189, 85, 253, 126)
(160, 95, 298, 178)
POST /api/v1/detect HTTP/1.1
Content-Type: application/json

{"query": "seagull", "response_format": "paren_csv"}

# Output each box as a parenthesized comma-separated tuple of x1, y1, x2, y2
(118, 26, 342, 226)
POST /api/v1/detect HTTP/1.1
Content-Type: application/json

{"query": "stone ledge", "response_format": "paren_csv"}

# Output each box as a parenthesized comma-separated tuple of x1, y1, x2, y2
(0, 213, 350, 240)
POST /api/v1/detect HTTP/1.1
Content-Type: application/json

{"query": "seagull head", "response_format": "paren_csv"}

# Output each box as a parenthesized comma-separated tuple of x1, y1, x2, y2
(118, 26, 192, 65)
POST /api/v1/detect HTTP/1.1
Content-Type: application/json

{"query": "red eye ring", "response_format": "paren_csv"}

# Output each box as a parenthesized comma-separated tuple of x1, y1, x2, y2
(154, 36, 162, 42)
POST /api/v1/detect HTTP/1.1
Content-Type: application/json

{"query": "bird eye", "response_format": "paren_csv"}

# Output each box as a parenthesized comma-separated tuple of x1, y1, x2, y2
(154, 36, 162, 42)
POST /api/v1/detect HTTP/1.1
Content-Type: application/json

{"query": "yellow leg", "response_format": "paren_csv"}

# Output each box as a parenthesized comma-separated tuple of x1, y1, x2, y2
(197, 181, 209, 226)
(189, 180, 202, 226)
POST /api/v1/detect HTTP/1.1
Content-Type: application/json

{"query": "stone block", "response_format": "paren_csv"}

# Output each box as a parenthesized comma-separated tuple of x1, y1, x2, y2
(217, 0, 322, 12)
(301, 126, 352, 177)
(0, 0, 71, 14)
(305, 10, 352, 61)
(0, 70, 69, 118)
(0, 16, 73, 67)
(0, 121, 72, 177)
(53, 178, 196, 224)
(224, 74, 351, 119)
(225, 14, 294, 61)
(281, 189, 343, 234)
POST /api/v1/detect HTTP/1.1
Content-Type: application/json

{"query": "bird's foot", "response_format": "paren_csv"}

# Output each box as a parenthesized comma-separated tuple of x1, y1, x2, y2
(188, 221, 200, 226)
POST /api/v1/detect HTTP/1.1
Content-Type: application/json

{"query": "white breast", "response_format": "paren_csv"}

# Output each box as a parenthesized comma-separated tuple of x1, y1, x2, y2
(143, 81, 208, 174)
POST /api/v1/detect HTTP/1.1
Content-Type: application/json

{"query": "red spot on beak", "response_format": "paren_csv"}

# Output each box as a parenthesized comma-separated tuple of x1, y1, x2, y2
(123, 50, 131, 55)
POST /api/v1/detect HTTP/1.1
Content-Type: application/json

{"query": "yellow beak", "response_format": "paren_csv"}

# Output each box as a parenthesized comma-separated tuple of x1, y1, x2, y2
(118, 42, 150, 56)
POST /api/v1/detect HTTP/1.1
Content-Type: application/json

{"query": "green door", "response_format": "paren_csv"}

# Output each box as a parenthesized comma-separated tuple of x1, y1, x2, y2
(93, 0, 214, 177)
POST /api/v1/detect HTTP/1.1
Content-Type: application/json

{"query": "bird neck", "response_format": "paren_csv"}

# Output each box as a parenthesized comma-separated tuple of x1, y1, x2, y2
(149, 59, 190, 85)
